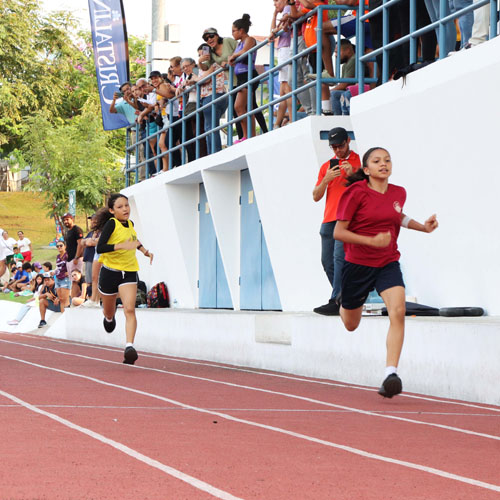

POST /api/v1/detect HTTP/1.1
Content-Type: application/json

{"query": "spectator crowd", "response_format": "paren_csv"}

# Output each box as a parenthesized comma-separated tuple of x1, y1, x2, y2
(109, 0, 495, 180)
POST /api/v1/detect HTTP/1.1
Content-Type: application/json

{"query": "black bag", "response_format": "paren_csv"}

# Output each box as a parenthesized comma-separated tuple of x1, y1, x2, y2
(154, 113, 164, 128)
(382, 302, 439, 316)
(147, 281, 170, 308)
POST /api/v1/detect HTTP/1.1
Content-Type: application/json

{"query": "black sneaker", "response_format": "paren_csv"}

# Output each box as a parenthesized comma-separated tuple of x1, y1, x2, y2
(103, 316, 116, 333)
(123, 346, 138, 365)
(378, 373, 403, 398)
(38, 320, 47, 328)
(313, 299, 340, 316)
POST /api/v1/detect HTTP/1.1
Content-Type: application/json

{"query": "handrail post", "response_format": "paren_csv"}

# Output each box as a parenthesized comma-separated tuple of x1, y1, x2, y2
(247, 52, 253, 138)
(125, 126, 130, 187)
(291, 22, 298, 123)
(438, 0, 446, 59)
(211, 73, 216, 153)
(409, 0, 417, 64)
(228, 66, 234, 146)
(268, 41, 275, 131)
(382, 0, 389, 83)
(168, 101, 174, 169)
(490, 0, 498, 39)
(195, 85, 201, 159)
(357, 3, 366, 94)
(134, 123, 139, 185)
(316, 5, 323, 115)
(181, 91, 187, 165)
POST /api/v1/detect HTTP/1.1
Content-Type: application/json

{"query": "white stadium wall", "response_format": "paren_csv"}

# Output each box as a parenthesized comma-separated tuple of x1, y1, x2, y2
(124, 37, 500, 315)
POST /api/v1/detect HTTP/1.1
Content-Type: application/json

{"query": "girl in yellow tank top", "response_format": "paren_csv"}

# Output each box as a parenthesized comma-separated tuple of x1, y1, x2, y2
(96, 194, 154, 365)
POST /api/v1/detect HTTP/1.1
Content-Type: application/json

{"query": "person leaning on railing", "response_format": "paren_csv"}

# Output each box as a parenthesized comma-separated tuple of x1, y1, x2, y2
(197, 43, 228, 154)
(269, 0, 294, 128)
(228, 13, 269, 142)
(198, 27, 245, 140)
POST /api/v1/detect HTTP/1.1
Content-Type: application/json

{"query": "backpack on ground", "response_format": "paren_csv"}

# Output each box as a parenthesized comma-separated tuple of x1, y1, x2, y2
(147, 281, 170, 308)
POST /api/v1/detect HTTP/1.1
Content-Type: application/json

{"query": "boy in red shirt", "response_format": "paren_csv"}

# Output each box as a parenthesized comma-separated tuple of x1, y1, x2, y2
(313, 127, 360, 315)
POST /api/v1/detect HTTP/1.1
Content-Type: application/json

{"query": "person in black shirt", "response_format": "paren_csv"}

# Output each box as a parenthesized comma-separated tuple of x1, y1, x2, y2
(62, 212, 84, 298)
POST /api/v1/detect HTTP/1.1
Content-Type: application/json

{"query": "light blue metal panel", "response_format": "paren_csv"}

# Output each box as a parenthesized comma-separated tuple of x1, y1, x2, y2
(261, 232, 282, 310)
(216, 244, 233, 308)
(199, 184, 217, 308)
(240, 169, 281, 311)
(199, 183, 233, 309)
(240, 169, 262, 310)
(366, 290, 384, 303)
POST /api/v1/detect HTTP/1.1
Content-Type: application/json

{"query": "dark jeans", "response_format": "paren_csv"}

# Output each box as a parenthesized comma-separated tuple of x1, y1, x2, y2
(320, 221, 345, 299)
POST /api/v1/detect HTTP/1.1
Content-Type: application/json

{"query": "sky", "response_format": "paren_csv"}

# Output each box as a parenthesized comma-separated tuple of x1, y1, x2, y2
(41, 0, 274, 41)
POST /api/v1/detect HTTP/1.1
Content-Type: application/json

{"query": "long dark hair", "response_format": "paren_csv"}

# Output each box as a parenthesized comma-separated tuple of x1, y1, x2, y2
(93, 194, 128, 231)
(345, 147, 389, 187)
(233, 13, 252, 33)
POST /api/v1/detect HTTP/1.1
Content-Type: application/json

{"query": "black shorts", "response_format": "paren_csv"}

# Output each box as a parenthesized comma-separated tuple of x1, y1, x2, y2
(341, 261, 405, 310)
(98, 266, 138, 296)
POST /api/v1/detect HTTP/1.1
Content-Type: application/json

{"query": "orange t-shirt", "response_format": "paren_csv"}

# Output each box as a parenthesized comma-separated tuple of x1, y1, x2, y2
(303, 0, 329, 47)
(316, 150, 361, 223)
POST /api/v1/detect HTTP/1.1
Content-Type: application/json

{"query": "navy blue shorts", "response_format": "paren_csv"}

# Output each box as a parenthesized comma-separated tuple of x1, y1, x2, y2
(341, 261, 405, 310)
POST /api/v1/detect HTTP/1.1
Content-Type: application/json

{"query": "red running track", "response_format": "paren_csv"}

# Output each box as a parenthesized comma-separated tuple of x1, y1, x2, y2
(1, 331, 499, 499)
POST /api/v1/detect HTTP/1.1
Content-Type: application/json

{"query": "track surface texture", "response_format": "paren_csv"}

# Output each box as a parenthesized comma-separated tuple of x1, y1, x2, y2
(1, 332, 499, 500)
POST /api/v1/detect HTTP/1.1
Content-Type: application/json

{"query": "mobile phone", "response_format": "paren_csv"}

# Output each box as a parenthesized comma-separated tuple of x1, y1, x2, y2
(116, 91, 124, 98)
(329, 158, 340, 169)
(202, 46, 210, 56)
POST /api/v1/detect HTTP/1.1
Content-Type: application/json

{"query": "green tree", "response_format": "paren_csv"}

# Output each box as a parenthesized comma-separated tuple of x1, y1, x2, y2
(20, 102, 124, 219)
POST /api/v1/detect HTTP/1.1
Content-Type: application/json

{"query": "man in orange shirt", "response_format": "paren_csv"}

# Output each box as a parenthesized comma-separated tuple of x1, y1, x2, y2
(313, 127, 360, 315)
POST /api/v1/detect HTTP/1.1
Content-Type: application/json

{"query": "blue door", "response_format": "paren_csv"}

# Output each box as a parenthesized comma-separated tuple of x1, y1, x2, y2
(199, 184, 233, 309)
(240, 170, 282, 310)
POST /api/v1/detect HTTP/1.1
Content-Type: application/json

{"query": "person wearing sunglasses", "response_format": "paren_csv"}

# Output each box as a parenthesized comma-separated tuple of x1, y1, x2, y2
(312, 127, 360, 316)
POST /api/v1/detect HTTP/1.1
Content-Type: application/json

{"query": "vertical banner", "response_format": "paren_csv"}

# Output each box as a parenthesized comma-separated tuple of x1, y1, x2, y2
(88, 0, 130, 130)
(68, 189, 76, 216)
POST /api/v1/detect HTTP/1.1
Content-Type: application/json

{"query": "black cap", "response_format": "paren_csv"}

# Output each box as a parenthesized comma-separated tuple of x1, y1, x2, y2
(87, 213, 96, 219)
(328, 127, 348, 145)
(149, 70, 162, 78)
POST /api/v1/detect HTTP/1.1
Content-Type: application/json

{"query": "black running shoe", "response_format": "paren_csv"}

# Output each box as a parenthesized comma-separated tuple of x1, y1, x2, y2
(38, 320, 47, 328)
(378, 373, 402, 398)
(103, 316, 116, 333)
(313, 299, 340, 316)
(123, 346, 138, 365)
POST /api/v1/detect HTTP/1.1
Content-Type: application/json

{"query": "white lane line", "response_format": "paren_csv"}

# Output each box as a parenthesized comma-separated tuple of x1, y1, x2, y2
(14, 334, 500, 414)
(0, 389, 243, 500)
(2, 355, 500, 494)
(0, 404, 498, 417)
(1, 340, 499, 442)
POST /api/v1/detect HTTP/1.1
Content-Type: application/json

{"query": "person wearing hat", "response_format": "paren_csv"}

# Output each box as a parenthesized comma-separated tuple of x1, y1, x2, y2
(38, 273, 61, 328)
(312, 127, 361, 315)
(61, 213, 84, 299)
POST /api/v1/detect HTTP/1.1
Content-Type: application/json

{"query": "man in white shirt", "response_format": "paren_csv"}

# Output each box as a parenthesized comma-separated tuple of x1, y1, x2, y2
(17, 231, 32, 262)
(0, 228, 11, 279)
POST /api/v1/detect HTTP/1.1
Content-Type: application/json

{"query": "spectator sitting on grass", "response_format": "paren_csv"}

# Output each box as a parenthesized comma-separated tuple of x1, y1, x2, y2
(17, 262, 34, 291)
(70, 269, 87, 307)
(6, 262, 31, 292)
(38, 273, 60, 328)
(42, 261, 53, 275)
(6, 274, 45, 326)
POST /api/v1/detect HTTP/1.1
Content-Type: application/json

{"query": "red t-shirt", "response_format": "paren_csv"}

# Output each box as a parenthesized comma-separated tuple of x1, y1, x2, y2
(316, 151, 361, 223)
(336, 180, 406, 268)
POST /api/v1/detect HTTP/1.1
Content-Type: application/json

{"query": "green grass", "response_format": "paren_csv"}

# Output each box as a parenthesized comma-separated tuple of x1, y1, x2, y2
(0, 191, 90, 267)
(0, 293, 31, 304)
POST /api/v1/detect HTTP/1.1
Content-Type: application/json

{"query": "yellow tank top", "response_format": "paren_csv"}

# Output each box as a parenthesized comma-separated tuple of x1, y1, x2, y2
(99, 218, 139, 272)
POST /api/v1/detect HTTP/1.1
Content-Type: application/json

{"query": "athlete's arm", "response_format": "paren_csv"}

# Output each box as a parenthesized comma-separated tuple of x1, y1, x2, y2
(401, 213, 438, 233)
(334, 220, 391, 248)
(96, 219, 117, 254)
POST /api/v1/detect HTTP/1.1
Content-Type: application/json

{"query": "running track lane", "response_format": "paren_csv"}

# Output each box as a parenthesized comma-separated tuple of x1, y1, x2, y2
(1, 333, 500, 500)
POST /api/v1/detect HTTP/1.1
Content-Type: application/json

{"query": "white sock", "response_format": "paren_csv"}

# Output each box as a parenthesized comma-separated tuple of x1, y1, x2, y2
(104, 316, 113, 322)
(126, 342, 134, 348)
(322, 100, 332, 112)
(385, 366, 397, 378)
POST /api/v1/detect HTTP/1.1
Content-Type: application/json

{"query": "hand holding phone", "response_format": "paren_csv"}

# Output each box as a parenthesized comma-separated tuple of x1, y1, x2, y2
(329, 159, 340, 170)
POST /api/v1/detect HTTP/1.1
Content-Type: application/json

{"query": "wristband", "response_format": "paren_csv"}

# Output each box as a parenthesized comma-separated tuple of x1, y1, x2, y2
(401, 216, 411, 228)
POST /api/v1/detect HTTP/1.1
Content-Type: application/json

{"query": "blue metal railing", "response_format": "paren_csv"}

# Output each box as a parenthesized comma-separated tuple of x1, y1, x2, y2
(125, 0, 499, 185)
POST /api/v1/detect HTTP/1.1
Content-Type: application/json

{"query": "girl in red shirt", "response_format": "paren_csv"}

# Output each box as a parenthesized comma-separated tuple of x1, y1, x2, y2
(334, 147, 438, 398)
